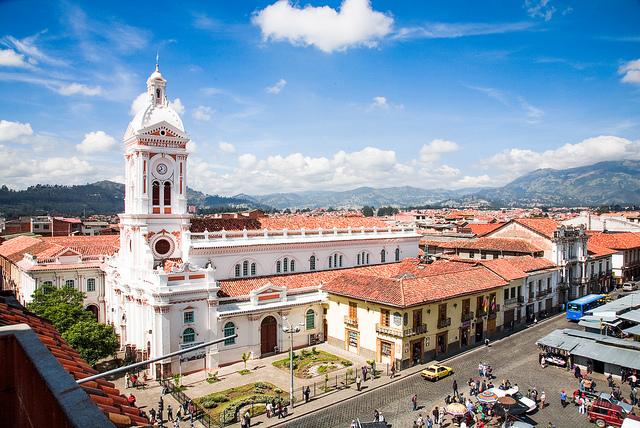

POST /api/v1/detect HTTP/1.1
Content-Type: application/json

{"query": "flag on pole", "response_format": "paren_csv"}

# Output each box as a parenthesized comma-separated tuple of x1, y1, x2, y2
(491, 298, 496, 311)
(482, 298, 487, 312)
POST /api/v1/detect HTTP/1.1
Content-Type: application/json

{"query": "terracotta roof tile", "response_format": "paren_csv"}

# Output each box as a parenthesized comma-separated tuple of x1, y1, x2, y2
(323, 265, 508, 307)
(0, 299, 146, 426)
(464, 223, 505, 237)
(588, 231, 640, 250)
(41, 235, 120, 256)
(421, 237, 543, 253)
(514, 218, 561, 239)
(190, 218, 262, 232)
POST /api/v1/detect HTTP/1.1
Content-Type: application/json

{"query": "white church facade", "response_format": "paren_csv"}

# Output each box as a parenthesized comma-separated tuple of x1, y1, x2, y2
(104, 67, 422, 378)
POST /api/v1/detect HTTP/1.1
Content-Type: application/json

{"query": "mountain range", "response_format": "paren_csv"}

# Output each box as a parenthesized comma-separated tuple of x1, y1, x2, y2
(1, 160, 639, 216)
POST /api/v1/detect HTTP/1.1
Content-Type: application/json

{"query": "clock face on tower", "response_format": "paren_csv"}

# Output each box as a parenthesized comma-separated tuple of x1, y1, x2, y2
(156, 163, 168, 174)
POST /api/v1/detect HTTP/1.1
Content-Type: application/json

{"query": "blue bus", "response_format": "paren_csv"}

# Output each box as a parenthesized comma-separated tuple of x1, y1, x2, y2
(566, 294, 607, 320)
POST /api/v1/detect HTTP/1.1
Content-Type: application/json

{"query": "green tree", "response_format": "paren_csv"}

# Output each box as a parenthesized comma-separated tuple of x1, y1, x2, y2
(27, 284, 93, 334)
(63, 321, 120, 365)
(361, 206, 374, 217)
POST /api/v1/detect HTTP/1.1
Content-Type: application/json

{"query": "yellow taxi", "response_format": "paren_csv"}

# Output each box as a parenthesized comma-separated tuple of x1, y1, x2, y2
(421, 364, 453, 381)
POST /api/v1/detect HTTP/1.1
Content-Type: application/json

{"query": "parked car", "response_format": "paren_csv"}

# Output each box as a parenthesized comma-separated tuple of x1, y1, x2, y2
(598, 392, 634, 414)
(486, 387, 537, 413)
(420, 364, 453, 381)
(622, 282, 637, 292)
(589, 400, 627, 427)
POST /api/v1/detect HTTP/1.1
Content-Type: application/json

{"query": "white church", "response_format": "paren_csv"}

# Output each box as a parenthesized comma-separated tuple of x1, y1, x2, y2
(104, 66, 422, 378)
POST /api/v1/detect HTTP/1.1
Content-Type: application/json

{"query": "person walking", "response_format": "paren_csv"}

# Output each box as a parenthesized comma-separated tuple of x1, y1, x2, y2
(478, 362, 483, 377)
(426, 414, 433, 428)
(304, 386, 310, 403)
(453, 380, 459, 398)
(631, 386, 638, 406)
(390, 365, 396, 379)
(125, 372, 131, 389)
(412, 394, 418, 411)
(432, 406, 439, 424)
(362, 366, 368, 382)
(578, 394, 586, 414)
(439, 406, 445, 428)
(167, 404, 173, 421)
(128, 393, 136, 407)
(540, 391, 546, 409)
(356, 374, 362, 391)
(374, 409, 379, 422)
(560, 390, 567, 408)
(416, 414, 425, 427)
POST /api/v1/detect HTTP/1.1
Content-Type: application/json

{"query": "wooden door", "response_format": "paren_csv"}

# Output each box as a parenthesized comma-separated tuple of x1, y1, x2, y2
(261, 316, 277, 355)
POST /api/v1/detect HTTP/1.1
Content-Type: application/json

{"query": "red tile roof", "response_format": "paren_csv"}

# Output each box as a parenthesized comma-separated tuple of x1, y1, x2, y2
(0, 298, 146, 426)
(465, 223, 505, 237)
(514, 218, 561, 239)
(190, 218, 262, 232)
(421, 237, 543, 253)
(0, 235, 52, 263)
(587, 242, 618, 258)
(588, 232, 640, 250)
(479, 256, 557, 281)
(41, 235, 120, 256)
(323, 265, 508, 307)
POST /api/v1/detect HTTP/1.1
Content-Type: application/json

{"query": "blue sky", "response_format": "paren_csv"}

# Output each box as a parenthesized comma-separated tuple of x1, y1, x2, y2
(1, 0, 639, 196)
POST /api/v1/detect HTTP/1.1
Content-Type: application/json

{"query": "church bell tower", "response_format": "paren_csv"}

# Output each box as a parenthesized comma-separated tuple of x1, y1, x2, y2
(119, 65, 191, 267)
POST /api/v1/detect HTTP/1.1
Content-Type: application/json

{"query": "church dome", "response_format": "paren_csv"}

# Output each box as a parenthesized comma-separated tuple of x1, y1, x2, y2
(126, 66, 185, 137)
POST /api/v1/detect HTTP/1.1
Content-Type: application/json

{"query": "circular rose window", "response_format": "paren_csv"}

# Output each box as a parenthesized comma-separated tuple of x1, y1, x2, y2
(155, 239, 171, 256)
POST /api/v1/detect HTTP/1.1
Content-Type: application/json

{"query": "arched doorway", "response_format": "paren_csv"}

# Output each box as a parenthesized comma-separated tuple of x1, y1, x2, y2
(261, 316, 278, 356)
(85, 304, 99, 321)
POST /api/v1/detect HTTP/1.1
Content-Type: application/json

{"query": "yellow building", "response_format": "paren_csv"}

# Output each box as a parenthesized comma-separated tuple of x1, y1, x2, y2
(322, 259, 507, 369)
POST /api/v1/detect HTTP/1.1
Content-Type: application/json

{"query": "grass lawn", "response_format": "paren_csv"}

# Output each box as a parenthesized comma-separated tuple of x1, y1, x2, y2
(272, 346, 352, 378)
(196, 382, 288, 424)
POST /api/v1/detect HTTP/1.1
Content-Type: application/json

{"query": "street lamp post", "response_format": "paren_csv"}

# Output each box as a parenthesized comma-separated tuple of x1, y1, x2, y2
(282, 316, 303, 408)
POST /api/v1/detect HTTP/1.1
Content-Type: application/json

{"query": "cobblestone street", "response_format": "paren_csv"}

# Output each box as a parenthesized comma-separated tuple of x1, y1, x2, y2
(274, 313, 634, 428)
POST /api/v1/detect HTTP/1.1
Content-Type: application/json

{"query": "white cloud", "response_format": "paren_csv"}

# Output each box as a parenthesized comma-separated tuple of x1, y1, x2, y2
(219, 141, 237, 155)
(519, 98, 544, 123)
(130, 92, 147, 116)
(395, 21, 534, 40)
(193, 106, 213, 121)
(476, 136, 640, 180)
(192, 12, 221, 30)
(169, 98, 185, 115)
(419, 139, 460, 163)
(525, 0, 556, 21)
(366, 96, 403, 111)
(76, 131, 118, 154)
(619, 59, 640, 84)
(0, 120, 34, 142)
(58, 82, 102, 96)
(265, 78, 287, 94)
(1, 32, 67, 67)
(252, 0, 394, 53)
(0, 49, 31, 68)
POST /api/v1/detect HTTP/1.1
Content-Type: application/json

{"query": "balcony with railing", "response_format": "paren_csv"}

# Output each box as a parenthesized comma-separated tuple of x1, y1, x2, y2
(461, 312, 474, 322)
(404, 324, 428, 337)
(476, 309, 486, 318)
(517, 296, 525, 303)
(504, 297, 518, 306)
(437, 317, 452, 329)
(375, 323, 403, 338)
(537, 289, 549, 298)
(487, 304, 500, 319)
(344, 316, 358, 327)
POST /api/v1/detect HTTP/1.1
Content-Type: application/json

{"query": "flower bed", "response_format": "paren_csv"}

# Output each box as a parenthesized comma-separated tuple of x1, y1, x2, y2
(272, 347, 353, 379)
(196, 382, 288, 424)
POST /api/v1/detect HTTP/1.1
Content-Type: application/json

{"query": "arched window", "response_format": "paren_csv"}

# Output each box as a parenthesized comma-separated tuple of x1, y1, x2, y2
(65, 279, 75, 288)
(152, 181, 160, 206)
(357, 253, 361, 265)
(306, 309, 315, 330)
(235, 264, 241, 278)
(290, 259, 295, 272)
(334, 254, 338, 267)
(366, 253, 370, 264)
(183, 327, 195, 343)
(329, 257, 333, 268)
(224, 322, 235, 345)
(156, 88, 161, 99)
(283, 257, 288, 273)
(163, 181, 171, 206)
(339, 255, 343, 267)
(310, 255, 316, 270)
(276, 261, 282, 273)
(243, 260, 249, 276)
(251, 263, 256, 276)
(395, 248, 401, 261)
(381, 250, 386, 263)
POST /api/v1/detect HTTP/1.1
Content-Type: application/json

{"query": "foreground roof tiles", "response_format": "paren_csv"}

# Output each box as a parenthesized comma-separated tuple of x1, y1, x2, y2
(0, 298, 146, 427)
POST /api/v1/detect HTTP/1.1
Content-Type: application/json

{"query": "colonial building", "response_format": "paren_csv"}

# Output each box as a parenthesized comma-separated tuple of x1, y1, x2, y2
(587, 231, 640, 285)
(104, 66, 422, 377)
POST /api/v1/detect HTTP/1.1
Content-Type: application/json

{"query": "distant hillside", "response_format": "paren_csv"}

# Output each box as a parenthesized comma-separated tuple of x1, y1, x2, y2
(235, 186, 469, 210)
(3, 160, 640, 215)
(0, 181, 267, 217)
(471, 160, 640, 207)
